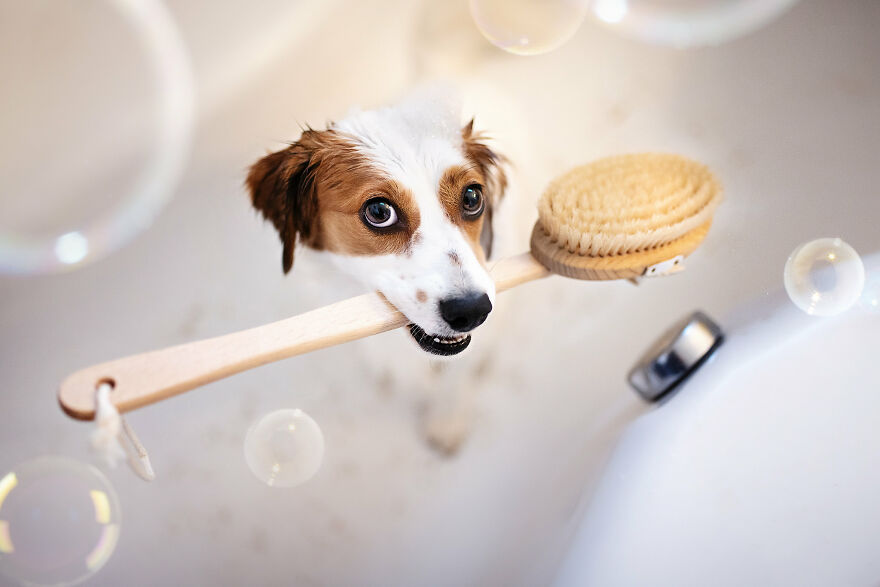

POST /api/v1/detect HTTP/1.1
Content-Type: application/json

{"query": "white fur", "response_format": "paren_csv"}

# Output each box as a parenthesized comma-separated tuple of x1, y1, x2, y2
(325, 91, 496, 340)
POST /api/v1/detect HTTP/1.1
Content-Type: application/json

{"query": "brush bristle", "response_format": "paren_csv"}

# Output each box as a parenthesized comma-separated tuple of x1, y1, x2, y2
(537, 153, 722, 257)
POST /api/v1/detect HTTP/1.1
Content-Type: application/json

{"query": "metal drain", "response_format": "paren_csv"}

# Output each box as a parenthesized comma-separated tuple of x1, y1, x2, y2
(628, 311, 724, 402)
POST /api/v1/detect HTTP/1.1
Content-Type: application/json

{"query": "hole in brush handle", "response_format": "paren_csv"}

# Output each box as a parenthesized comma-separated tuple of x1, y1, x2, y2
(97, 377, 116, 391)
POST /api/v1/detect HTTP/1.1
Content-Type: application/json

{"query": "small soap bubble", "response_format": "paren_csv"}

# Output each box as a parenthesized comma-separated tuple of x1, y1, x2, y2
(470, 0, 589, 56)
(860, 273, 880, 314)
(244, 409, 325, 488)
(784, 238, 865, 316)
(0, 457, 121, 586)
(588, 0, 799, 48)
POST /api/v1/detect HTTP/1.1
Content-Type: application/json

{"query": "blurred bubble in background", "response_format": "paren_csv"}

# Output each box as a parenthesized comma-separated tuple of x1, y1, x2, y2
(588, 0, 800, 47)
(469, 0, 589, 56)
(784, 238, 865, 317)
(0, 0, 194, 275)
(469, 0, 800, 57)
(244, 409, 325, 488)
(0, 457, 121, 586)
(860, 273, 880, 314)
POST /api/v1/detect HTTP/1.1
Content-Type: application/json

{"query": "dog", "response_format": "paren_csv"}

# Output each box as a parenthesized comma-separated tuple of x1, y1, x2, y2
(246, 89, 518, 453)
(246, 91, 508, 357)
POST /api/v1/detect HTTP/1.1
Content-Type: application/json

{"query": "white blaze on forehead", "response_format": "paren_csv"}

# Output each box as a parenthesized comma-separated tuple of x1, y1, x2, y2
(334, 88, 466, 189)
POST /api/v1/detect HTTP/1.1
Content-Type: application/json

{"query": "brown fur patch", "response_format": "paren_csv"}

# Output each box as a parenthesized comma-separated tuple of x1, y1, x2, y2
(247, 129, 421, 271)
(416, 290, 428, 303)
(246, 143, 312, 273)
(321, 176, 420, 256)
(461, 120, 508, 260)
(461, 120, 508, 198)
(438, 164, 485, 250)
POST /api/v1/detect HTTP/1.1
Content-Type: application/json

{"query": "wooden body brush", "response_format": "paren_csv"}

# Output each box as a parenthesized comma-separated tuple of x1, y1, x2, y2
(59, 153, 722, 420)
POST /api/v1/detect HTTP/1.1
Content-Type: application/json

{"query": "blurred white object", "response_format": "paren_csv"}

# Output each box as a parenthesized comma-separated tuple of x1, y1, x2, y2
(91, 383, 126, 468)
(0, 0, 194, 274)
(589, 0, 800, 47)
(469, 0, 589, 55)
(91, 382, 156, 481)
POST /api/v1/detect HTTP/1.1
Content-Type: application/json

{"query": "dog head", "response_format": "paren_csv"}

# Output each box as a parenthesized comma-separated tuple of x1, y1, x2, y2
(246, 95, 507, 356)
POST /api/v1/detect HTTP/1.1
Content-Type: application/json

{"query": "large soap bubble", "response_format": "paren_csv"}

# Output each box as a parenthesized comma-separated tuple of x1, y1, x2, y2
(0, 0, 194, 274)
(0, 457, 121, 586)
(589, 0, 800, 47)
(470, 0, 589, 56)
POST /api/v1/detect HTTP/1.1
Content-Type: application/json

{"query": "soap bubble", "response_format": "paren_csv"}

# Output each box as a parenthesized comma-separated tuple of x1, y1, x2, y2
(0, 457, 121, 586)
(784, 238, 865, 317)
(860, 273, 880, 314)
(0, 0, 194, 274)
(470, 0, 589, 56)
(588, 0, 800, 47)
(244, 409, 325, 488)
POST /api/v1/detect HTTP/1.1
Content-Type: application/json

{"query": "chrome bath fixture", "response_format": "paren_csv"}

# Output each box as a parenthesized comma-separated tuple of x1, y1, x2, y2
(628, 311, 724, 402)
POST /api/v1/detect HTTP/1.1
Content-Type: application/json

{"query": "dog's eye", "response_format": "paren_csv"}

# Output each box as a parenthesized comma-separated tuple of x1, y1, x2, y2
(462, 184, 484, 218)
(362, 198, 398, 229)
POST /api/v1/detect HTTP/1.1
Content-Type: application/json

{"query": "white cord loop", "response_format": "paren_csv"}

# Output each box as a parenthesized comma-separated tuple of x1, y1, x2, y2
(91, 382, 155, 481)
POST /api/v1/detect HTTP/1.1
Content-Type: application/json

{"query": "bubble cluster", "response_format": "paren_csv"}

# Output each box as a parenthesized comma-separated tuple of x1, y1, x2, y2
(470, 0, 589, 56)
(589, 0, 800, 48)
(784, 238, 865, 317)
(244, 409, 325, 488)
(0, 457, 121, 586)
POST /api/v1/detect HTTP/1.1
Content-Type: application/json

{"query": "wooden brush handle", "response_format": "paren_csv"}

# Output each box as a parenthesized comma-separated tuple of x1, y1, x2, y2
(58, 252, 550, 420)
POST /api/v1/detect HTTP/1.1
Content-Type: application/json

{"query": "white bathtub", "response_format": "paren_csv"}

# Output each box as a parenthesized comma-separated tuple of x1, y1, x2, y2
(555, 252, 880, 587)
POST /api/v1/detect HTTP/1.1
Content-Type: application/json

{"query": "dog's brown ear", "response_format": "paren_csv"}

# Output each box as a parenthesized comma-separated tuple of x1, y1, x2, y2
(246, 138, 319, 274)
(462, 119, 508, 259)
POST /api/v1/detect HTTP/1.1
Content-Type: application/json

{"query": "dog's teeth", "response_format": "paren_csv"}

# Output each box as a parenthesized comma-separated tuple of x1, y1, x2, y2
(425, 333, 469, 346)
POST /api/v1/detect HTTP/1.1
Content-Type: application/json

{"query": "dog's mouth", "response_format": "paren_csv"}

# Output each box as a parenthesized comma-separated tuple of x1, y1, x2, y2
(408, 324, 471, 356)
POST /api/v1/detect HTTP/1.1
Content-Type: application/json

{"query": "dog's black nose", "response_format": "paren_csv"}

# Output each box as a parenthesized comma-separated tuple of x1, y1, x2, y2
(439, 293, 492, 332)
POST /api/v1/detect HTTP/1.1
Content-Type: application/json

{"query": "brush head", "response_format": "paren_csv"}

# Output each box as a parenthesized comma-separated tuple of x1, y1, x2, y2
(530, 153, 722, 280)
